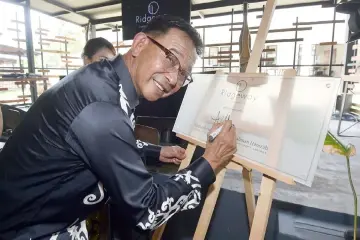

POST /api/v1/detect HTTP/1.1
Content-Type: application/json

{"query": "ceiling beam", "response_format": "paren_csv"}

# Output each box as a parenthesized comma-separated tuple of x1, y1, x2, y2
(105, 23, 116, 28)
(191, 1, 333, 20)
(96, 27, 112, 31)
(75, 1, 120, 12)
(0, 0, 83, 26)
(56, 16, 84, 26)
(43, 0, 93, 20)
(4, 0, 332, 27)
(90, 0, 332, 25)
(192, 0, 333, 11)
(51, 10, 68, 16)
(85, 0, 265, 24)
(51, 1, 121, 17)
(90, 16, 122, 25)
(0, 0, 25, 5)
(197, 11, 205, 19)
(192, 0, 266, 11)
(2, 0, 26, 3)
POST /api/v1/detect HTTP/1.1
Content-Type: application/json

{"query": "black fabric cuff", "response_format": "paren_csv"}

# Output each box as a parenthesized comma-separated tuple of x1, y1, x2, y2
(186, 157, 216, 187)
(143, 144, 162, 166)
(143, 143, 161, 159)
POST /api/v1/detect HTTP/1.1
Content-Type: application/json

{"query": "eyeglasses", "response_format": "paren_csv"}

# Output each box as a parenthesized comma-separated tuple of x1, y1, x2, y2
(147, 36, 193, 87)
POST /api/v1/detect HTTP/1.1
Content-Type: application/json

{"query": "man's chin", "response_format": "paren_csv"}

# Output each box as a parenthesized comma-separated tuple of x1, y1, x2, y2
(142, 88, 175, 101)
(142, 92, 162, 101)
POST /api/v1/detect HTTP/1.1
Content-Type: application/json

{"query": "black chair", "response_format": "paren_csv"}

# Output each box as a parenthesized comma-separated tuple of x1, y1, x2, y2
(0, 104, 27, 141)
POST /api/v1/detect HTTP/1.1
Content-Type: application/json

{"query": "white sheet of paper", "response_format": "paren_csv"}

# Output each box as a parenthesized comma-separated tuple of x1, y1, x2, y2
(173, 73, 341, 186)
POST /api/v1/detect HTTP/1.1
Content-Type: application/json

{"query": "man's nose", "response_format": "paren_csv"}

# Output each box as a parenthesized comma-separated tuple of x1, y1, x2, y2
(164, 71, 178, 87)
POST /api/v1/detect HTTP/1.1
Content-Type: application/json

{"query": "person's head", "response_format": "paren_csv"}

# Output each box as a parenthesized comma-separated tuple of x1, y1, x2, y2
(82, 37, 116, 65)
(123, 15, 203, 101)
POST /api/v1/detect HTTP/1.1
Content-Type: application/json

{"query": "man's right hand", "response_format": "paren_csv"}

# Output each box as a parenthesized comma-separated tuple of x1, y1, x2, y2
(202, 120, 237, 173)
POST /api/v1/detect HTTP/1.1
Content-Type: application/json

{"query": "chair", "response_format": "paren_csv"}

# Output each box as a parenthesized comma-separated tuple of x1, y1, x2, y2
(134, 124, 161, 145)
(0, 104, 26, 140)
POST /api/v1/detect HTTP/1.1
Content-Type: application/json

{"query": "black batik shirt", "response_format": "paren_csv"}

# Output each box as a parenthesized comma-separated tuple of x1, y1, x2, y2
(0, 55, 215, 240)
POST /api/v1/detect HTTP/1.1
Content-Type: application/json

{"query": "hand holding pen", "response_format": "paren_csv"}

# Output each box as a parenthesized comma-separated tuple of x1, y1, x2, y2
(202, 120, 237, 173)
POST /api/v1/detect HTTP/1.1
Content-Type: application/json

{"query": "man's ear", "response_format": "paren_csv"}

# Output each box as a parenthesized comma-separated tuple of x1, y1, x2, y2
(131, 32, 149, 57)
(83, 56, 91, 65)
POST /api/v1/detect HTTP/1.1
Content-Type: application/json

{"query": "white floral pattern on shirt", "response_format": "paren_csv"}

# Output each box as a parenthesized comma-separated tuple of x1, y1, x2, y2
(119, 84, 135, 129)
(83, 182, 105, 205)
(136, 140, 149, 149)
(136, 170, 202, 230)
(48, 220, 88, 240)
(67, 220, 88, 240)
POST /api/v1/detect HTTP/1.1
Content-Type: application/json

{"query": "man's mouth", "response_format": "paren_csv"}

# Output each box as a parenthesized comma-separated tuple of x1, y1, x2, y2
(153, 79, 167, 93)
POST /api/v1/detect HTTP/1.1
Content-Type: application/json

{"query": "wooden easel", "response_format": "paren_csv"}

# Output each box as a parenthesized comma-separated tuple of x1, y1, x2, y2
(152, 0, 297, 239)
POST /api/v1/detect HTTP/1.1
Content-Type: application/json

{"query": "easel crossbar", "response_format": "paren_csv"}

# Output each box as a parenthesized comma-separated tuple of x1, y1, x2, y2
(176, 133, 295, 185)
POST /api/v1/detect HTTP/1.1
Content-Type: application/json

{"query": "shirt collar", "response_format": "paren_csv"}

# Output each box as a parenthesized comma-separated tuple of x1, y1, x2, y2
(111, 54, 139, 109)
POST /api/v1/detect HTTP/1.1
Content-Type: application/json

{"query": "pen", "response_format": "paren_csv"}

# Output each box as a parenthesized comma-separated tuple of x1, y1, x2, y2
(208, 125, 223, 142)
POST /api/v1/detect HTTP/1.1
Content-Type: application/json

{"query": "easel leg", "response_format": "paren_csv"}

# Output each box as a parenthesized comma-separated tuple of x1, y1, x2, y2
(249, 175, 276, 240)
(193, 168, 226, 240)
(151, 222, 166, 240)
(337, 81, 348, 135)
(242, 168, 255, 229)
(151, 143, 197, 240)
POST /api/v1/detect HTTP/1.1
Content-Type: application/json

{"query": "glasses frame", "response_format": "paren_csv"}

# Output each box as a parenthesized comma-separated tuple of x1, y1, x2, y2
(146, 36, 193, 87)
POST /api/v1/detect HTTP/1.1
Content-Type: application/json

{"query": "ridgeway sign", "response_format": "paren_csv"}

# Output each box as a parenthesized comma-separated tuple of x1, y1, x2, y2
(122, 0, 191, 40)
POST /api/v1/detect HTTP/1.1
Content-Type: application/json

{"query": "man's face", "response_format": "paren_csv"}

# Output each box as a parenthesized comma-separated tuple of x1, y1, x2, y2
(130, 28, 197, 101)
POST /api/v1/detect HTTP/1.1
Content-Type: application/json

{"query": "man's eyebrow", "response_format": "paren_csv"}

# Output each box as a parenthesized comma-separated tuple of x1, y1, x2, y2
(169, 48, 184, 58)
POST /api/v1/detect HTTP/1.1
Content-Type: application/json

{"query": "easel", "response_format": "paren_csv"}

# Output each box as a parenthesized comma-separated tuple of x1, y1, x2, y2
(152, 0, 297, 239)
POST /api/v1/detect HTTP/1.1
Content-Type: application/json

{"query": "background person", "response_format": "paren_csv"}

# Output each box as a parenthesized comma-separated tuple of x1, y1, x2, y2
(82, 37, 116, 65)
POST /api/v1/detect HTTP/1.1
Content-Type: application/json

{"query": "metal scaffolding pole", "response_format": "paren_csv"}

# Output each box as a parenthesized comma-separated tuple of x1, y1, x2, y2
(329, 4, 337, 76)
(24, 0, 38, 103)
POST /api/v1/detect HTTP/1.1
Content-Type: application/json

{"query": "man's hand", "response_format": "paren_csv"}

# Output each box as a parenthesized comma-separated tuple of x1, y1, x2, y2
(203, 120, 237, 173)
(159, 146, 187, 165)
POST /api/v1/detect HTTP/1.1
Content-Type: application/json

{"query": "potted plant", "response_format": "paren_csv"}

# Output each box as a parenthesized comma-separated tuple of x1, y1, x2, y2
(323, 131, 358, 239)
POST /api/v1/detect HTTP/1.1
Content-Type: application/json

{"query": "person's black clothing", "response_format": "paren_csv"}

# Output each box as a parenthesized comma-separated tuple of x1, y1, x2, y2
(0, 55, 215, 240)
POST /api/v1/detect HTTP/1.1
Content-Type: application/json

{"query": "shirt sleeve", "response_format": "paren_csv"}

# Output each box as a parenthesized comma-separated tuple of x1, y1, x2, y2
(135, 140, 162, 166)
(65, 101, 216, 231)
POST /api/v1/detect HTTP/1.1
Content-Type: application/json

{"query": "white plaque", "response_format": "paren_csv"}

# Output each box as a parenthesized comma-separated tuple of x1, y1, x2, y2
(173, 73, 341, 186)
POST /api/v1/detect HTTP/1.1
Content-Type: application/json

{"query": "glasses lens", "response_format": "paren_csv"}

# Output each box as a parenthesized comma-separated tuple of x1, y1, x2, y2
(181, 76, 192, 87)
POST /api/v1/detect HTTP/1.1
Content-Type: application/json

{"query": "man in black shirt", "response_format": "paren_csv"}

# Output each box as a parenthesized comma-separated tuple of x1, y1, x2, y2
(0, 15, 237, 239)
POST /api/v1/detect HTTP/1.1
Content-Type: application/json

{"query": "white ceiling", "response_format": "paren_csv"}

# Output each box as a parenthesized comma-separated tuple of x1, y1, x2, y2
(17, 0, 331, 27)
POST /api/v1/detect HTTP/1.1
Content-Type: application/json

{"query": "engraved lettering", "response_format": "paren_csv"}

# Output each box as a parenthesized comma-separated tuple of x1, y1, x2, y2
(220, 88, 256, 102)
